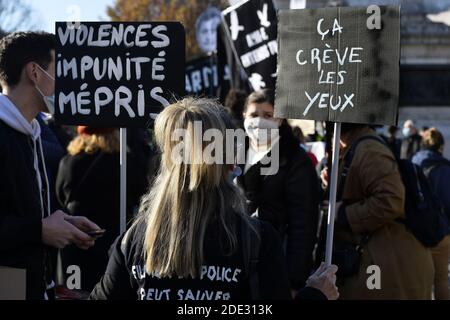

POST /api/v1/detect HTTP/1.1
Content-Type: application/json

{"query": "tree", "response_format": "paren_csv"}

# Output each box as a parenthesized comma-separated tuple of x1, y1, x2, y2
(107, 0, 229, 59)
(0, 0, 38, 36)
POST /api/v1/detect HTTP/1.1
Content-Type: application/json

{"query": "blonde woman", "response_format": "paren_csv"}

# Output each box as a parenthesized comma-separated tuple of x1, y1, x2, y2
(56, 126, 148, 292)
(90, 98, 338, 301)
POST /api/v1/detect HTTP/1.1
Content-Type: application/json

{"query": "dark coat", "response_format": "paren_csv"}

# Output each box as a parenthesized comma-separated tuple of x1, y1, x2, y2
(237, 138, 320, 289)
(412, 149, 450, 224)
(56, 148, 149, 291)
(400, 133, 421, 160)
(0, 120, 48, 300)
(37, 114, 65, 212)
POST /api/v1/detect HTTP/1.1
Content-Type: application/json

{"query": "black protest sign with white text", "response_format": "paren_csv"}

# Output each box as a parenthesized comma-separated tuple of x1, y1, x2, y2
(275, 7, 400, 125)
(185, 55, 230, 97)
(222, 0, 277, 92)
(55, 22, 185, 127)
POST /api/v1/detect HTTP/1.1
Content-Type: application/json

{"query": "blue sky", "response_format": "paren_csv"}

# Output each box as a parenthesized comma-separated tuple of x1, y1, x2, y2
(24, 0, 115, 33)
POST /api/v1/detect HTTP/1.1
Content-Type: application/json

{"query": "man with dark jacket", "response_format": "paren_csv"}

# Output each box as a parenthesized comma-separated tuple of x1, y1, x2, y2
(0, 32, 99, 300)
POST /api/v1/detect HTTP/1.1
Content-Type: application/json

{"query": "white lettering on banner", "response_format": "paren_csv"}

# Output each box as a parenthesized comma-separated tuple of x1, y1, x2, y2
(57, 54, 167, 82)
(246, 27, 269, 48)
(317, 18, 343, 41)
(57, 23, 170, 48)
(257, 4, 271, 28)
(240, 40, 278, 68)
(58, 85, 169, 116)
(57, 23, 173, 118)
(229, 10, 244, 41)
(185, 65, 220, 94)
(294, 17, 363, 116)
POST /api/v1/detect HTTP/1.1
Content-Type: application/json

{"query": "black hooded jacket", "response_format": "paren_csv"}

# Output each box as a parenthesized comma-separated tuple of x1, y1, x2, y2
(90, 217, 292, 300)
(237, 132, 320, 289)
(0, 120, 49, 300)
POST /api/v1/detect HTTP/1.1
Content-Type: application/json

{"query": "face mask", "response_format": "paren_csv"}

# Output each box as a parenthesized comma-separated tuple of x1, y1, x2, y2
(402, 127, 412, 138)
(34, 64, 55, 115)
(244, 117, 279, 145)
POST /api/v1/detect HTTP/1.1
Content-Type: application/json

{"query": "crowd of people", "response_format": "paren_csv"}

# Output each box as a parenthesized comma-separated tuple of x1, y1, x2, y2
(1, 31, 449, 301)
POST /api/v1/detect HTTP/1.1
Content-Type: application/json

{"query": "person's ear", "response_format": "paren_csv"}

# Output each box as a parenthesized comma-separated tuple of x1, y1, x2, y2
(24, 62, 38, 85)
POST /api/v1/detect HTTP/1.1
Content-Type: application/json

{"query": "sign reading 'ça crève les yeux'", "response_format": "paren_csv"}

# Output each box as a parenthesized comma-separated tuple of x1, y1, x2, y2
(275, 7, 400, 126)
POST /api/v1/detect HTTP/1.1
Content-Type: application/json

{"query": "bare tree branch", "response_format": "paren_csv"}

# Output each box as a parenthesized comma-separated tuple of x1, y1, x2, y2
(0, 0, 39, 34)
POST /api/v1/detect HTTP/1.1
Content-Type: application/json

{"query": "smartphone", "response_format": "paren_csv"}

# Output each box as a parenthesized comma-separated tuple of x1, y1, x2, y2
(86, 229, 106, 238)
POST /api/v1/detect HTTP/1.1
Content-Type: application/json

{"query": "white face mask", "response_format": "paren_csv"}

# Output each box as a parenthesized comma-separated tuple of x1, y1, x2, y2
(402, 127, 412, 138)
(35, 64, 55, 115)
(244, 117, 279, 145)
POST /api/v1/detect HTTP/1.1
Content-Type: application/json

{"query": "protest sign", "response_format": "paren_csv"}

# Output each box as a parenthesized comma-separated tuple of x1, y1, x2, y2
(55, 22, 185, 127)
(274, 6, 401, 267)
(275, 6, 401, 126)
(222, 0, 278, 91)
(55, 21, 185, 233)
(185, 55, 230, 97)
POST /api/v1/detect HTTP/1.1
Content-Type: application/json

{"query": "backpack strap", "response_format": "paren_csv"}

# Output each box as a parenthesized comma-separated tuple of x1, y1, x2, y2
(337, 135, 388, 201)
(241, 217, 261, 300)
(337, 135, 388, 244)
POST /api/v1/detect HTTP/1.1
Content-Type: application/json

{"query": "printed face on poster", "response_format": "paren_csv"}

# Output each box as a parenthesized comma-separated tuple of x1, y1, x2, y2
(55, 22, 185, 127)
(196, 7, 222, 54)
(275, 6, 401, 126)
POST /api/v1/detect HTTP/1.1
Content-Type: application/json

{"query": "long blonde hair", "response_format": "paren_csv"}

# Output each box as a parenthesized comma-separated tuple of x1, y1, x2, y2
(135, 97, 249, 279)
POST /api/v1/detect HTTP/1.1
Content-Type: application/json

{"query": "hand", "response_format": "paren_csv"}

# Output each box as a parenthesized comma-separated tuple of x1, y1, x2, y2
(306, 262, 339, 300)
(42, 211, 95, 250)
(320, 168, 329, 188)
(65, 215, 100, 234)
(65, 215, 100, 249)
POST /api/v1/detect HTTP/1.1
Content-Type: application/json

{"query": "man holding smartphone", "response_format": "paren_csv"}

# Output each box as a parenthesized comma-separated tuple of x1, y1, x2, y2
(0, 31, 101, 300)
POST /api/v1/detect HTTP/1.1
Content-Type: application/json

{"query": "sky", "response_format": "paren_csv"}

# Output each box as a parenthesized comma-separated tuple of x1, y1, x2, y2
(23, 0, 115, 33)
